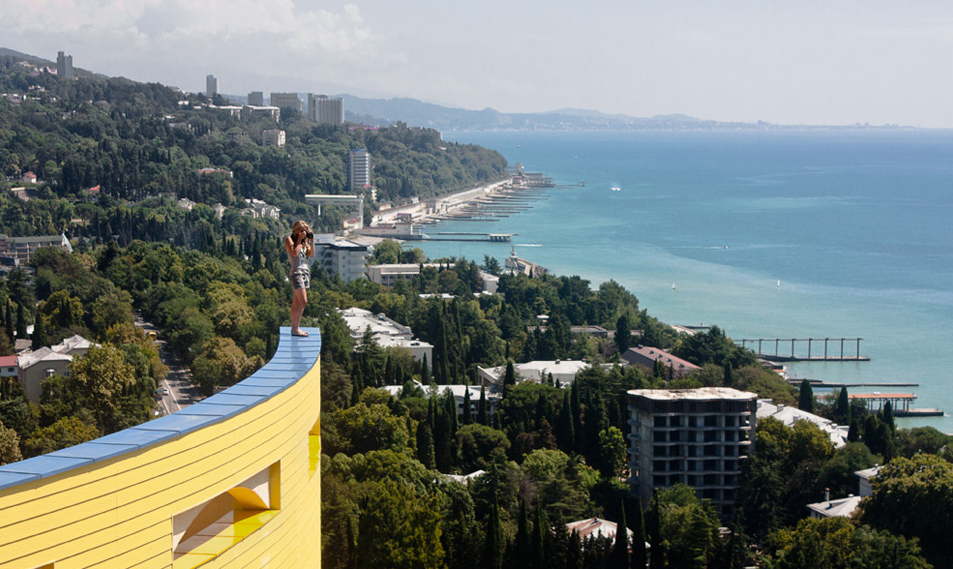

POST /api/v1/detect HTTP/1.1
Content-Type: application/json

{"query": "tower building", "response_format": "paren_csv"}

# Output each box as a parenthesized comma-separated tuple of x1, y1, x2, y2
(56, 51, 74, 79)
(308, 94, 345, 125)
(347, 149, 371, 192)
(206, 74, 218, 98)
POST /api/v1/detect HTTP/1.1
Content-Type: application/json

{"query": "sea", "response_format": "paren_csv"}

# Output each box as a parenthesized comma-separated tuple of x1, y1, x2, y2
(411, 129, 953, 432)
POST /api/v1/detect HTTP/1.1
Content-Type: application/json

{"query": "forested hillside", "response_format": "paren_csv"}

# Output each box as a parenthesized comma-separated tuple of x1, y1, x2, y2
(0, 56, 507, 237)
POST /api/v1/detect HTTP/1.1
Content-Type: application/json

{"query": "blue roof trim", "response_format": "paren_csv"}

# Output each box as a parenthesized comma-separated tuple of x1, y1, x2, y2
(0, 455, 93, 479)
(48, 442, 140, 463)
(0, 471, 39, 489)
(0, 326, 321, 493)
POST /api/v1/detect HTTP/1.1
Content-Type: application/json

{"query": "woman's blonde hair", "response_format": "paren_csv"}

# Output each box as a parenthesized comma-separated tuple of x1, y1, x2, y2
(291, 220, 313, 255)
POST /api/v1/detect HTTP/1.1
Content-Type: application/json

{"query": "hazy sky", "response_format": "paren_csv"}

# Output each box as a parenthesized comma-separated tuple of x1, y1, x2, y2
(2, 0, 952, 127)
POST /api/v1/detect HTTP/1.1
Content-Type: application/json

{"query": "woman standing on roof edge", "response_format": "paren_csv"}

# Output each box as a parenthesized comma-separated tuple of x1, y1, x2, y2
(285, 220, 315, 337)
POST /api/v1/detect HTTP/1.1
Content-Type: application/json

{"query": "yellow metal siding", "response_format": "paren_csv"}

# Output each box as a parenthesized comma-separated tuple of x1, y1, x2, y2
(0, 330, 321, 569)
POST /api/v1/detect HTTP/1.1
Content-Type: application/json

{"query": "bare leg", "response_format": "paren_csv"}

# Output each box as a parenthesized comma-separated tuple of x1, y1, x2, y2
(291, 288, 308, 334)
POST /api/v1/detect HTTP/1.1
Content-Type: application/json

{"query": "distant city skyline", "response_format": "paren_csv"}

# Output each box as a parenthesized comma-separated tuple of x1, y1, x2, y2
(2, 0, 952, 127)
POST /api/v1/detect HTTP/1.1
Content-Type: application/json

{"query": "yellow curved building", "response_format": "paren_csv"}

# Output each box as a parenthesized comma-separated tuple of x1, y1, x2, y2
(0, 327, 321, 569)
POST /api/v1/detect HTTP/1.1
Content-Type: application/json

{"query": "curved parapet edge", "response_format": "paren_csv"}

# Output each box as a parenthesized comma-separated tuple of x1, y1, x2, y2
(0, 326, 322, 569)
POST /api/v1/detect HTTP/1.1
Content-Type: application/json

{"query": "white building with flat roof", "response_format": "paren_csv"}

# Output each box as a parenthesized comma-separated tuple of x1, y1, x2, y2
(627, 387, 758, 511)
(756, 399, 849, 448)
(477, 360, 594, 388)
(338, 307, 432, 364)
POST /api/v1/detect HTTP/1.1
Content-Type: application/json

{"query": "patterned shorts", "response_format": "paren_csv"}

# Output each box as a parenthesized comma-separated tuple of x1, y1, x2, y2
(291, 272, 310, 290)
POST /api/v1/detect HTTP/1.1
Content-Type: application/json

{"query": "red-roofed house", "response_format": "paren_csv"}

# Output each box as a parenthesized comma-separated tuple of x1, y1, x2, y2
(621, 345, 700, 378)
(87, 185, 101, 193)
(0, 355, 17, 379)
(565, 518, 634, 546)
(20, 172, 36, 184)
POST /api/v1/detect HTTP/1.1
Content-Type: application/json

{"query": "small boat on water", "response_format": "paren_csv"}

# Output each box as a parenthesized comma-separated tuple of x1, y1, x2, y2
(611, 186, 621, 192)
(672, 283, 676, 291)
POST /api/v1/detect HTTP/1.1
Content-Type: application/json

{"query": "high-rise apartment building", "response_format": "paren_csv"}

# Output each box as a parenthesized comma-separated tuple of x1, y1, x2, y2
(56, 51, 74, 79)
(308, 94, 344, 125)
(270, 93, 302, 113)
(247, 91, 264, 106)
(626, 387, 757, 512)
(347, 149, 371, 191)
(206, 75, 218, 98)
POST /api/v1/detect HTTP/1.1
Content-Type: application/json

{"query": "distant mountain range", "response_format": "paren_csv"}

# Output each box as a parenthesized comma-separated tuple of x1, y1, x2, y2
(340, 95, 908, 132)
(340, 95, 764, 131)
(1, 46, 906, 132)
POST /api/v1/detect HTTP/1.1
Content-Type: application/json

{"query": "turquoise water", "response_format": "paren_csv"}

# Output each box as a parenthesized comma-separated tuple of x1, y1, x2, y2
(419, 130, 953, 431)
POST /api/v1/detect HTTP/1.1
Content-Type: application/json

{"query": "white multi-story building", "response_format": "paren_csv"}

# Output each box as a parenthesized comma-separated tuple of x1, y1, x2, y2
(261, 129, 286, 147)
(270, 93, 302, 113)
(308, 94, 344, 125)
(314, 235, 369, 283)
(0, 233, 72, 264)
(206, 74, 217, 97)
(240, 105, 280, 121)
(627, 387, 758, 512)
(347, 149, 371, 192)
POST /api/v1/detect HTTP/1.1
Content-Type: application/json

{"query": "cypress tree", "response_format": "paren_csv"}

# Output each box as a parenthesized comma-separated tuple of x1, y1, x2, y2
(798, 379, 814, 412)
(883, 400, 895, 431)
(610, 500, 629, 569)
(535, 392, 553, 430)
(648, 494, 664, 569)
(556, 391, 575, 453)
(15, 303, 26, 339)
(630, 499, 647, 569)
(847, 416, 861, 442)
(530, 502, 546, 569)
(445, 389, 458, 440)
(462, 387, 473, 424)
(503, 361, 516, 387)
(478, 386, 489, 426)
(615, 315, 631, 354)
(31, 314, 47, 350)
(566, 530, 583, 569)
(571, 381, 583, 453)
(836, 387, 850, 422)
(421, 354, 431, 385)
(416, 420, 436, 469)
(433, 402, 452, 471)
(485, 499, 504, 569)
(723, 361, 733, 386)
(514, 498, 530, 568)
(4, 303, 13, 340)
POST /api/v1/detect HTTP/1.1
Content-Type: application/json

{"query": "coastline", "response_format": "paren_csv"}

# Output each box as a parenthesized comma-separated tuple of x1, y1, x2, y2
(372, 178, 513, 226)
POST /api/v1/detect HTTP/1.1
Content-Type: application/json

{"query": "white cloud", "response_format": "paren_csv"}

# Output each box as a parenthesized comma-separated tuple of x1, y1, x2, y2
(0, 0, 395, 81)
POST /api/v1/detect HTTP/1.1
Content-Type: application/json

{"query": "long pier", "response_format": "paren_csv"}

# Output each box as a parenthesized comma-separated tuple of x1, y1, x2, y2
(787, 379, 918, 389)
(737, 337, 870, 362)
